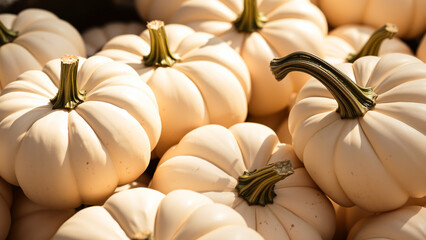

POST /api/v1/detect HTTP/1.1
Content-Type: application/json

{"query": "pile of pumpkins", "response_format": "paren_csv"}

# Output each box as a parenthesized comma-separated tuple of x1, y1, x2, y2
(0, 0, 425, 239)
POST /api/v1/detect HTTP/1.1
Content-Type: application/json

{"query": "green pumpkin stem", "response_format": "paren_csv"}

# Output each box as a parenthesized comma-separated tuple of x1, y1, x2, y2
(234, 0, 266, 33)
(346, 23, 398, 63)
(236, 160, 294, 206)
(270, 51, 377, 119)
(50, 55, 85, 110)
(0, 20, 18, 46)
(143, 20, 180, 67)
(131, 230, 153, 240)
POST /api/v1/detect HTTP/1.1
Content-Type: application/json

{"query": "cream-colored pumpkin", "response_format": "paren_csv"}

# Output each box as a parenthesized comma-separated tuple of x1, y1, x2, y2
(169, 0, 328, 115)
(317, 0, 426, 39)
(332, 196, 426, 239)
(7, 189, 75, 240)
(97, 21, 250, 156)
(324, 23, 413, 65)
(82, 21, 145, 57)
(270, 52, 426, 212)
(0, 8, 86, 89)
(135, 0, 188, 23)
(0, 177, 12, 240)
(417, 34, 426, 62)
(150, 122, 336, 240)
(0, 55, 161, 209)
(53, 188, 264, 240)
(347, 205, 426, 240)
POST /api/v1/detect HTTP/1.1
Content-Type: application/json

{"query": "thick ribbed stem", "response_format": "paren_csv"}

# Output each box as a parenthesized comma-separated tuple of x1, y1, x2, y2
(0, 20, 18, 46)
(50, 55, 85, 110)
(233, 0, 266, 33)
(236, 160, 294, 206)
(270, 51, 377, 119)
(143, 20, 179, 67)
(347, 23, 398, 63)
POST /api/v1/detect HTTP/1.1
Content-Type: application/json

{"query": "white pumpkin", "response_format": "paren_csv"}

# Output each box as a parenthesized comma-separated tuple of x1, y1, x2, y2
(150, 122, 336, 240)
(0, 55, 161, 209)
(53, 188, 264, 240)
(169, 0, 328, 115)
(0, 8, 86, 89)
(97, 21, 250, 156)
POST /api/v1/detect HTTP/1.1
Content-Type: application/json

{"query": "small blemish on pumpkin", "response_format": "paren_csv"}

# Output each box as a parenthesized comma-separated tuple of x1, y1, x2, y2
(86, 162, 89, 165)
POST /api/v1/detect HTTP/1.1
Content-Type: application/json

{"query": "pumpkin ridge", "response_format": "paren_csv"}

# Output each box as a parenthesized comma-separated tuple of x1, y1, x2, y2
(72, 103, 123, 184)
(371, 102, 426, 133)
(67, 110, 115, 204)
(371, 63, 426, 95)
(14, 31, 74, 65)
(357, 115, 410, 195)
(102, 35, 150, 58)
(327, 118, 353, 204)
(12, 9, 58, 33)
(4, 40, 42, 69)
(266, 204, 301, 239)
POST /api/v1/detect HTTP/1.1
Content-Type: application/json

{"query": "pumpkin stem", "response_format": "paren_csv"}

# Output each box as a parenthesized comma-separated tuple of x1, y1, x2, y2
(233, 0, 266, 33)
(131, 230, 153, 240)
(346, 23, 398, 63)
(0, 20, 18, 46)
(270, 51, 377, 118)
(50, 55, 85, 110)
(236, 160, 294, 206)
(143, 20, 180, 67)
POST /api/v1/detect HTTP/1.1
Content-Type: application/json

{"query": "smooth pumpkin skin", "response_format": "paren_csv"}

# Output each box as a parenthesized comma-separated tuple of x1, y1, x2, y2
(289, 53, 426, 212)
(324, 24, 413, 65)
(7, 189, 75, 240)
(150, 122, 336, 240)
(347, 205, 426, 240)
(317, 0, 426, 39)
(82, 21, 145, 57)
(97, 23, 250, 157)
(0, 56, 161, 209)
(0, 8, 86, 89)
(0, 178, 12, 240)
(169, 0, 328, 115)
(53, 188, 264, 240)
(417, 34, 426, 62)
(135, 0, 188, 23)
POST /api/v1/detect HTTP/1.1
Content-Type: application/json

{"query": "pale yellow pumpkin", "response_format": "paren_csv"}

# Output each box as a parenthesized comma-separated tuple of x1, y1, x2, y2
(0, 8, 86, 89)
(169, 0, 328, 115)
(53, 188, 264, 240)
(0, 177, 12, 240)
(317, 0, 426, 39)
(0, 55, 161, 209)
(417, 34, 426, 62)
(82, 21, 145, 57)
(324, 23, 413, 65)
(135, 0, 188, 23)
(347, 205, 426, 240)
(7, 189, 75, 240)
(97, 21, 250, 157)
(150, 122, 336, 240)
(271, 51, 426, 212)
